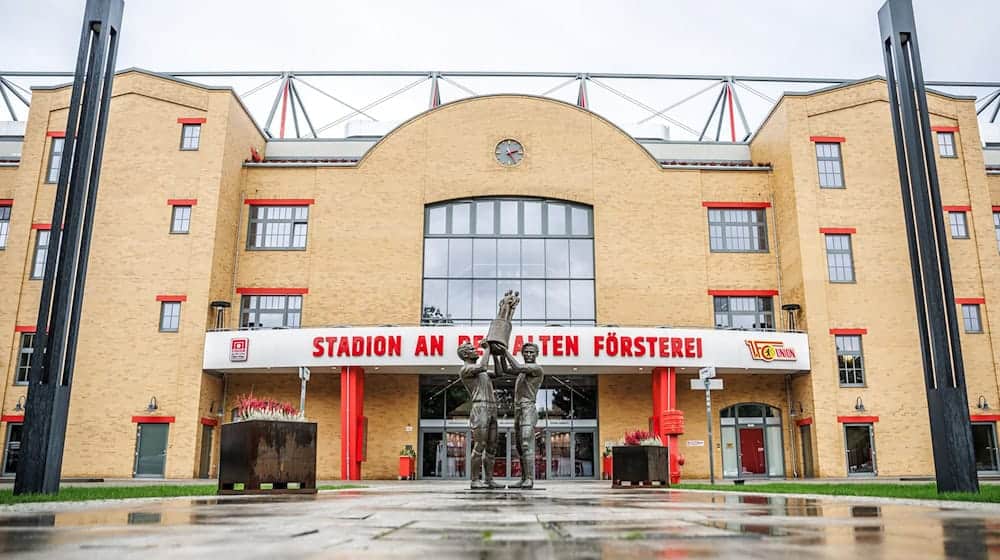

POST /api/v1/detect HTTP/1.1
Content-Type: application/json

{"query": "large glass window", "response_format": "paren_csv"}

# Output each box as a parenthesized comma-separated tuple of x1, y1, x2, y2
(719, 403, 784, 477)
(836, 335, 865, 386)
(46, 137, 65, 184)
(31, 230, 50, 280)
(0, 205, 10, 249)
(815, 142, 844, 188)
(247, 206, 309, 250)
(240, 295, 302, 328)
(422, 198, 595, 325)
(825, 234, 855, 283)
(714, 296, 773, 330)
(420, 374, 597, 422)
(708, 208, 768, 252)
(16, 332, 34, 385)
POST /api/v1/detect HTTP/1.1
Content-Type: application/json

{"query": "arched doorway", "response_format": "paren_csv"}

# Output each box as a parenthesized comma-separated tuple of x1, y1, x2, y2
(720, 403, 785, 478)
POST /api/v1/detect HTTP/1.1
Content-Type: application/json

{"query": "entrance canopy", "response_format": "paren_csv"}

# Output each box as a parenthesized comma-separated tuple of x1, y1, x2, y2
(203, 326, 810, 375)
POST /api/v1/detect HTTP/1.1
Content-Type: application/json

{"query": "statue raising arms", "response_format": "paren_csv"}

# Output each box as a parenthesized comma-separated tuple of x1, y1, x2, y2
(458, 339, 500, 489)
(501, 342, 544, 489)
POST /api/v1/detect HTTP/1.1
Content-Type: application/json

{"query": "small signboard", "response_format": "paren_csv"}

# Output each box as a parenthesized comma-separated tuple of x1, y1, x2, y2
(686, 440, 705, 447)
(699, 366, 716, 379)
(691, 378, 723, 390)
(229, 338, 249, 362)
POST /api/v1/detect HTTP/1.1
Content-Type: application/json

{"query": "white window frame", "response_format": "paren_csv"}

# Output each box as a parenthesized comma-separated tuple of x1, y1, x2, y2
(949, 212, 969, 239)
(937, 131, 956, 158)
(159, 302, 181, 332)
(962, 304, 983, 334)
(180, 124, 201, 151)
(170, 205, 192, 234)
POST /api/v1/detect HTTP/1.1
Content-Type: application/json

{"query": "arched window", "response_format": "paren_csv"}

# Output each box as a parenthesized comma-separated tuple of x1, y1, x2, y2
(719, 402, 784, 478)
(422, 198, 595, 325)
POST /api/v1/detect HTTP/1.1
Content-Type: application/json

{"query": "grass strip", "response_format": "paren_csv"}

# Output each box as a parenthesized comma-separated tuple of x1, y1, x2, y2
(1, 484, 364, 505)
(674, 482, 1000, 503)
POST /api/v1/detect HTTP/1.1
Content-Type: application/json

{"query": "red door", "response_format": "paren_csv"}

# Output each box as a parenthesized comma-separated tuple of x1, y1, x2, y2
(739, 428, 766, 475)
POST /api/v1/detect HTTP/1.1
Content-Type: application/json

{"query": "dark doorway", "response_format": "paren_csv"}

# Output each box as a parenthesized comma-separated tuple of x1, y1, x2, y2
(198, 425, 213, 479)
(800, 424, 815, 478)
(134, 423, 169, 478)
(739, 428, 766, 475)
(844, 424, 876, 476)
(2, 423, 23, 477)
(971, 423, 999, 472)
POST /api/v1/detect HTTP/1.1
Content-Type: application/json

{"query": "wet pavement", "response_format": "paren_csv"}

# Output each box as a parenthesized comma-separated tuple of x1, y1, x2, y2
(1, 481, 999, 558)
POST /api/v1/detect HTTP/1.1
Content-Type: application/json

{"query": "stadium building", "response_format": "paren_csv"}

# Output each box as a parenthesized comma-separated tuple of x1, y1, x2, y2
(1, 68, 1000, 482)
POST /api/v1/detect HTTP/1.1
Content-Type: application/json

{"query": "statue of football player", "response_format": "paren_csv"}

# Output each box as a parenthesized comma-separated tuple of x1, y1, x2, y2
(501, 342, 544, 489)
(458, 339, 500, 489)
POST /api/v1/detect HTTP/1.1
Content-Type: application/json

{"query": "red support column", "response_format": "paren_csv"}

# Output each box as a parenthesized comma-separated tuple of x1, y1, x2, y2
(340, 366, 365, 480)
(652, 367, 685, 484)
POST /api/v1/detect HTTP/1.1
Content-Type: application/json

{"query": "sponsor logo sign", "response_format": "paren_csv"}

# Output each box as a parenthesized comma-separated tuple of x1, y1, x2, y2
(745, 340, 797, 362)
(230, 338, 249, 362)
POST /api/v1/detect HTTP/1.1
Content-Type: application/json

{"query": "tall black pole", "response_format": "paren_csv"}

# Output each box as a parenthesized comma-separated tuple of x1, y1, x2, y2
(878, 0, 978, 493)
(14, 0, 124, 495)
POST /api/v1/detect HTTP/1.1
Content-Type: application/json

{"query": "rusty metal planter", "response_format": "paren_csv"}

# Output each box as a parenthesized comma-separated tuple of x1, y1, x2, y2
(612, 445, 669, 488)
(218, 420, 317, 495)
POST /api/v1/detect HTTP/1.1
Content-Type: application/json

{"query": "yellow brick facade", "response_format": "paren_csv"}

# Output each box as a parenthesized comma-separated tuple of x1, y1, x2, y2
(1, 71, 999, 482)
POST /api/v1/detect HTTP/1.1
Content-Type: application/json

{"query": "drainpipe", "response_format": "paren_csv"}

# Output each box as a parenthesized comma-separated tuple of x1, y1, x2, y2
(785, 374, 799, 478)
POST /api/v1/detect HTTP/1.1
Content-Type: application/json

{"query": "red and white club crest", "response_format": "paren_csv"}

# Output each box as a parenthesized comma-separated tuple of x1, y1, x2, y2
(230, 338, 249, 362)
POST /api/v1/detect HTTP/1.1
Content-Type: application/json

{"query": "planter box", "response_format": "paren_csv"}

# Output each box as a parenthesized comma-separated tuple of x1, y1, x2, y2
(218, 420, 317, 495)
(399, 456, 415, 480)
(612, 445, 669, 488)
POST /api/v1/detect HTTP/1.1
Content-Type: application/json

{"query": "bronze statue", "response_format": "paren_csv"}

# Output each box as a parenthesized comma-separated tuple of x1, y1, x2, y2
(501, 342, 544, 489)
(458, 339, 499, 489)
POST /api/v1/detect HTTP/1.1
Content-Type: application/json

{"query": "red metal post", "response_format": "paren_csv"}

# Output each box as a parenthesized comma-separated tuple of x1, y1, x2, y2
(340, 366, 365, 480)
(652, 367, 684, 484)
(726, 84, 737, 142)
(278, 81, 289, 139)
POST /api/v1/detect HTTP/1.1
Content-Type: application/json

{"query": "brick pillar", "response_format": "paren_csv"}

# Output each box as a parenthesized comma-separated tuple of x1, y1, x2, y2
(652, 367, 685, 484)
(340, 367, 365, 480)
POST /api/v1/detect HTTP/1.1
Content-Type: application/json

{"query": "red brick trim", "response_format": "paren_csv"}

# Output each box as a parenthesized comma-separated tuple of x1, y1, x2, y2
(931, 125, 960, 133)
(155, 295, 187, 302)
(177, 117, 207, 124)
(837, 415, 879, 423)
(971, 414, 1000, 423)
(819, 227, 856, 235)
(830, 328, 868, 335)
(200, 417, 219, 427)
(131, 416, 175, 424)
(244, 198, 314, 206)
(810, 136, 845, 143)
(707, 289, 778, 297)
(0, 199, 12, 206)
(795, 417, 813, 426)
(943, 205, 971, 212)
(14, 325, 36, 333)
(167, 199, 197, 206)
(236, 287, 309, 295)
(955, 297, 985, 305)
(701, 201, 772, 209)
(31, 223, 51, 230)
(46, 131, 65, 138)
(1, 415, 24, 423)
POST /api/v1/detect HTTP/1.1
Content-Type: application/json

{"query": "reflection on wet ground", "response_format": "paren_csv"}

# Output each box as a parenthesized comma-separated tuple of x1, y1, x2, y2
(1, 481, 999, 558)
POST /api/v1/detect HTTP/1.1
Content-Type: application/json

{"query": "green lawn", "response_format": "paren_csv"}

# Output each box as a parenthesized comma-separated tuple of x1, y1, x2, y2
(675, 482, 1000, 503)
(0, 484, 363, 505)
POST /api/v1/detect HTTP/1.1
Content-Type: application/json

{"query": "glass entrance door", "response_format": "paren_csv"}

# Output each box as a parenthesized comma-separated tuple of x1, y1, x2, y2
(972, 423, 999, 472)
(844, 424, 876, 476)
(2, 423, 22, 477)
(134, 423, 169, 478)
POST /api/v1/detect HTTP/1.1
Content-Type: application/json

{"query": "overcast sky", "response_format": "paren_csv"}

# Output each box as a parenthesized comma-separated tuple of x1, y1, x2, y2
(1, 0, 997, 139)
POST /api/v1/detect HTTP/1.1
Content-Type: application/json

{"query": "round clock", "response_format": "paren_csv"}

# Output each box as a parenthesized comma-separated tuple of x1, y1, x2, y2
(495, 139, 524, 166)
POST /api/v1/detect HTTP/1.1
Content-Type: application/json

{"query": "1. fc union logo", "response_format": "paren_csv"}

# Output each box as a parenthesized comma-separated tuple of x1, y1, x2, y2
(745, 340, 797, 362)
(230, 338, 249, 362)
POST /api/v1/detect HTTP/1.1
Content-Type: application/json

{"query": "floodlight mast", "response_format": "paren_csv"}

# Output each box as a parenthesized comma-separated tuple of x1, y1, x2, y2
(878, 0, 978, 493)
